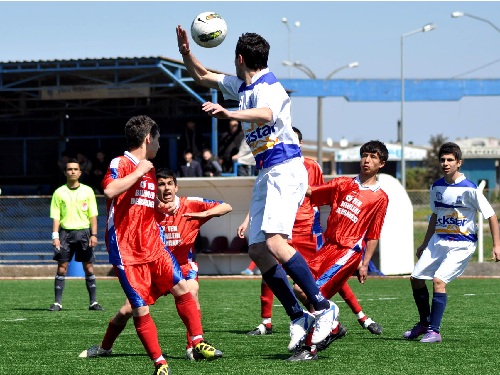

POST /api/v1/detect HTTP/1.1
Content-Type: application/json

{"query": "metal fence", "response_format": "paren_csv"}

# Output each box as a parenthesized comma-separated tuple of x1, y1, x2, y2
(0, 191, 498, 265)
(0, 196, 109, 265)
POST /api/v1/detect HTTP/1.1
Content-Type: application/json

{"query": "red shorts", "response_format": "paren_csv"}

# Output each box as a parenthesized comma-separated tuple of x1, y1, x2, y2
(307, 243, 362, 300)
(115, 250, 184, 308)
(290, 233, 323, 262)
(180, 261, 199, 281)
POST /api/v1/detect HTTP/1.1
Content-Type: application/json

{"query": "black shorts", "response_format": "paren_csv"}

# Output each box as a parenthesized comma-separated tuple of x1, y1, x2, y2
(53, 228, 95, 263)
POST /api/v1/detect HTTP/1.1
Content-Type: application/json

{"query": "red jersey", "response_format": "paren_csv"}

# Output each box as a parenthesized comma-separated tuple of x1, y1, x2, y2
(310, 176, 388, 250)
(102, 152, 165, 266)
(155, 196, 224, 265)
(293, 157, 325, 236)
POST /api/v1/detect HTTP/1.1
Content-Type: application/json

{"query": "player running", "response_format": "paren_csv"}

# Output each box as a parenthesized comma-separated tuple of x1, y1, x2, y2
(79, 115, 222, 375)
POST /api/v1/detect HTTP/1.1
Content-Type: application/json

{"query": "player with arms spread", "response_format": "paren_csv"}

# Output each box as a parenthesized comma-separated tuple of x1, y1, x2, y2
(155, 167, 232, 359)
(80, 115, 222, 375)
(176, 26, 337, 353)
(403, 142, 500, 343)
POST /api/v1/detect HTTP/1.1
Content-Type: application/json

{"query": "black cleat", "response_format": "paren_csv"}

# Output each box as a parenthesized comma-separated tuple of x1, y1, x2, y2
(316, 323, 347, 352)
(247, 323, 272, 335)
(286, 346, 318, 362)
(89, 302, 104, 311)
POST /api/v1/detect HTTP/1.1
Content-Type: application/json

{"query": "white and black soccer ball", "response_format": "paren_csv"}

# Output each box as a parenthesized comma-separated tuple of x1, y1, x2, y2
(190, 12, 227, 48)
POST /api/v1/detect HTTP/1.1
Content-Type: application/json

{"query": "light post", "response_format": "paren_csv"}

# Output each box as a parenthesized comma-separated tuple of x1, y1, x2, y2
(282, 61, 359, 166)
(451, 11, 500, 33)
(400, 23, 436, 189)
(281, 17, 301, 78)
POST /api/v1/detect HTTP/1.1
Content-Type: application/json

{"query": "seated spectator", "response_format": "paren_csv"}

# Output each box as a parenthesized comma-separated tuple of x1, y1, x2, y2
(218, 120, 244, 173)
(178, 149, 202, 177)
(201, 149, 222, 177)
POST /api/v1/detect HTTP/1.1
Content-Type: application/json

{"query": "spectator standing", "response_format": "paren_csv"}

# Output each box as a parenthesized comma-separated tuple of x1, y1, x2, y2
(49, 158, 103, 312)
(232, 138, 256, 176)
(201, 149, 222, 177)
(91, 150, 108, 194)
(178, 120, 204, 162)
(218, 120, 244, 173)
(77, 151, 93, 185)
(179, 149, 202, 177)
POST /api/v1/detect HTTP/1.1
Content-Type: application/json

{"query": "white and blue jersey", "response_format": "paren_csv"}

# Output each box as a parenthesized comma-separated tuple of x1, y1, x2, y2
(218, 69, 301, 170)
(431, 174, 495, 242)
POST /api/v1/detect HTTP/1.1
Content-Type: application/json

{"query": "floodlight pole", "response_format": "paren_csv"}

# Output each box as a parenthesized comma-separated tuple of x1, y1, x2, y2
(400, 23, 436, 189)
(451, 11, 500, 34)
(282, 61, 359, 168)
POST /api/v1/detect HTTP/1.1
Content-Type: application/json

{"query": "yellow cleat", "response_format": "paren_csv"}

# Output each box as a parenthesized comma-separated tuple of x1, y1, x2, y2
(193, 341, 223, 361)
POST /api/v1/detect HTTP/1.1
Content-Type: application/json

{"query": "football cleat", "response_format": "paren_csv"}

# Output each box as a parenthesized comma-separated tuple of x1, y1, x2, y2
(153, 363, 170, 375)
(247, 323, 272, 335)
(360, 317, 383, 335)
(311, 301, 339, 345)
(420, 330, 442, 343)
(315, 323, 347, 352)
(240, 268, 254, 276)
(286, 346, 318, 362)
(89, 302, 104, 311)
(288, 311, 315, 352)
(193, 341, 223, 360)
(79, 344, 112, 358)
(403, 322, 428, 340)
(185, 347, 195, 361)
(49, 302, 62, 311)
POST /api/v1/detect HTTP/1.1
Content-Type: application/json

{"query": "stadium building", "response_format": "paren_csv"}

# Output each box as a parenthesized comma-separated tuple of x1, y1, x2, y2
(1, 57, 499, 194)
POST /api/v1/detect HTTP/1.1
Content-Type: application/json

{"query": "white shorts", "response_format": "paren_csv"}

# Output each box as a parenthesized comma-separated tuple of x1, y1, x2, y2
(411, 234, 476, 284)
(248, 157, 307, 245)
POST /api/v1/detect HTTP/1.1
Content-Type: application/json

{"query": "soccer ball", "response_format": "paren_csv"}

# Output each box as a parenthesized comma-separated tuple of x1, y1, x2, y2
(190, 12, 227, 48)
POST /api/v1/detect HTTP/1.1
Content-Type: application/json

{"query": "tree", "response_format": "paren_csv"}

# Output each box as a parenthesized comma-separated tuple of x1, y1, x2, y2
(423, 134, 448, 186)
(405, 167, 429, 190)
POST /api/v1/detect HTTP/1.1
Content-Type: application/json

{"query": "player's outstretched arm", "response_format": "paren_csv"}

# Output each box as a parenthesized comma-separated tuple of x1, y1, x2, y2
(176, 25, 220, 90)
(183, 202, 232, 220)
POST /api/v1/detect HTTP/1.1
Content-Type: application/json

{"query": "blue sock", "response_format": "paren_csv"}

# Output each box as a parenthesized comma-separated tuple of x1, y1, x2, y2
(261, 264, 303, 320)
(282, 252, 329, 311)
(429, 292, 447, 333)
(412, 286, 430, 325)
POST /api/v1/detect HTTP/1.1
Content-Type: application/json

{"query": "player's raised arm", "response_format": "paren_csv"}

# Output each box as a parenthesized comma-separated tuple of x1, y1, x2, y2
(183, 202, 232, 219)
(176, 25, 220, 90)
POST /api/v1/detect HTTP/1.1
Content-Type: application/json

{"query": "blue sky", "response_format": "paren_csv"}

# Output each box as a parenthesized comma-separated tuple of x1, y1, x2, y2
(1, 1, 499, 146)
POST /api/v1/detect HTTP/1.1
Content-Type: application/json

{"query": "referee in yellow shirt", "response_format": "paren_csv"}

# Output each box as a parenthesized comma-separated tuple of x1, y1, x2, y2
(49, 158, 103, 311)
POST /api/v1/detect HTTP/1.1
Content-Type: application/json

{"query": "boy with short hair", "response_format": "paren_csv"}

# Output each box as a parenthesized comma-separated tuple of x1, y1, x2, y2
(403, 142, 500, 343)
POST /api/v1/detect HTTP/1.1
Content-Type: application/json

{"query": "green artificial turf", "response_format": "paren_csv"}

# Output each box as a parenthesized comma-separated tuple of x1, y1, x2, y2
(1, 277, 499, 375)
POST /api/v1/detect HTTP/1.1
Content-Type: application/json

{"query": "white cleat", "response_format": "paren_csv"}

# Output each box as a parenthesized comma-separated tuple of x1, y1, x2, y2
(288, 311, 315, 352)
(311, 301, 339, 345)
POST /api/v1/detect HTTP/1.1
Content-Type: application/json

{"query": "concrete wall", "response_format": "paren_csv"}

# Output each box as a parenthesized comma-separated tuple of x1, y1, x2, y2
(179, 173, 415, 276)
